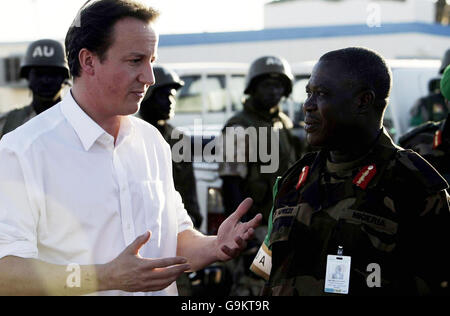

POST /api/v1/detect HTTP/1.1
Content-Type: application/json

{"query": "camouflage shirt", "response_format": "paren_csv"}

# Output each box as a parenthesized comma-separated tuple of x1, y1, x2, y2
(217, 98, 302, 223)
(399, 115, 450, 183)
(253, 129, 450, 295)
(0, 105, 36, 140)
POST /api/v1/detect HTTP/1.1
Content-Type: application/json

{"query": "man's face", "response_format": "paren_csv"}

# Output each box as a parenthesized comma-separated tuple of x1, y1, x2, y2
(140, 85, 178, 122)
(303, 60, 357, 148)
(92, 17, 158, 117)
(28, 67, 66, 99)
(252, 76, 286, 111)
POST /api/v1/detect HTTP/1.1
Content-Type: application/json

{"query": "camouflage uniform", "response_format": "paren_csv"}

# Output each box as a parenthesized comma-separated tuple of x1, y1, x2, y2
(252, 129, 450, 295)
(0, 105, 37, 140)
(218, 97, 301, 224)
(409, 93, 447, 127)
(399, 114, 450, 183)
(155, 123, 203, 229)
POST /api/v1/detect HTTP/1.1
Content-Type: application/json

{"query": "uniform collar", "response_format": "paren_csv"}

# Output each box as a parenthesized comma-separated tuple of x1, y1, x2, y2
(60, 90, 134, 151)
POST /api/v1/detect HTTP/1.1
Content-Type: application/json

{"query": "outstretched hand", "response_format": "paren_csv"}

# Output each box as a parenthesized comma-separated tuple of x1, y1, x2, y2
(215, 198, 263, 261)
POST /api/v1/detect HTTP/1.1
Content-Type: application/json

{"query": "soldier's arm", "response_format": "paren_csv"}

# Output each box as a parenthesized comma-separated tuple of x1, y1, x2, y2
(396, 151, 450, 294)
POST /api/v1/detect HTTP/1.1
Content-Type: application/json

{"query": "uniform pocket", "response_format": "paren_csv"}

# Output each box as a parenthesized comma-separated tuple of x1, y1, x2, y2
(269, 205, 300, 247)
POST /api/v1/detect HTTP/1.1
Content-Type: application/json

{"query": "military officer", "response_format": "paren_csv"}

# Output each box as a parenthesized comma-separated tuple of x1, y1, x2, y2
(409, 48, 450, 126)
(251, 47, 450, 296)
(0, 39, 70, 139)
(399, 65, 450, 183)
(218, 55, 302, 225)
(139, 65, 203, 229)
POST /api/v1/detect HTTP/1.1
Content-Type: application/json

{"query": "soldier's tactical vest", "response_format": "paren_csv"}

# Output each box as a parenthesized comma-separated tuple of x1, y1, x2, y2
(223, 100, 300, 223)
(1, 105, 34, 138)
(399, 115, 450, 183)
(265, 130, 448, 295)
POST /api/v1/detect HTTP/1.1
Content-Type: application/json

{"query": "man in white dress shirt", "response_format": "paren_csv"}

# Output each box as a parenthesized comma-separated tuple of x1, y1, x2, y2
(0, 0, 261, 296)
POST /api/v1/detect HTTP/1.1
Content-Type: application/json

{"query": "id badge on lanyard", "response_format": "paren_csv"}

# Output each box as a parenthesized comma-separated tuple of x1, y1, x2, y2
(324, 246, 351, 294)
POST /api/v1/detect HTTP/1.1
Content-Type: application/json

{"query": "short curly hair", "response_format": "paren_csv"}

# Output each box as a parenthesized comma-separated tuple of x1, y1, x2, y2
(319, 47, 392, 112)
(65, 0, 159, 78)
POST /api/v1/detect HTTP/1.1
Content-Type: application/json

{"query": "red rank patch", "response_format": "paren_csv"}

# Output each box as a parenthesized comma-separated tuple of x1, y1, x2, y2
(296, 166, 310, 190)
(352, 164, 377, 190)
(433, 130, 442, 149)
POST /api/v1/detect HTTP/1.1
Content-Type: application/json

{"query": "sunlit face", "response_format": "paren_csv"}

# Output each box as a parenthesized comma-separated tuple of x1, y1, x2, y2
(92, 17, 158, 117)
(303, 60, 357, 149)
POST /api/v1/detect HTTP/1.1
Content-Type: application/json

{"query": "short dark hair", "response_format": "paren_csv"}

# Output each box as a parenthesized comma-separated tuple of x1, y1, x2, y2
(319, 47, 392, 111)
(65, 0, 159, 78)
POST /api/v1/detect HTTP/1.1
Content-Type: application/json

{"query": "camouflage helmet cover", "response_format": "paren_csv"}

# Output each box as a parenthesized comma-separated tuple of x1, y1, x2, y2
(244, 55, 294, 97)
(20, 39, 70, 79)
(143, 65, 184, 101)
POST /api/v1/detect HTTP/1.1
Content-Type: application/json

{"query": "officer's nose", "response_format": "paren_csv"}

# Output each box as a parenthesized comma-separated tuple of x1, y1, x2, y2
(303, 95, 316, 114)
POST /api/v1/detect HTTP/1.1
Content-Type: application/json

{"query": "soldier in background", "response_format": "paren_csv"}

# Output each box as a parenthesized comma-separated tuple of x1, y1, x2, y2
(409, 48, 450, 127)
(217, 55, 302, 295)
(252, 47, 450, 296)
(0, 39, 70, 139)
(139, 65, 203, 229)
(218, 55, 301, 225)
(399, 65, 450, 183)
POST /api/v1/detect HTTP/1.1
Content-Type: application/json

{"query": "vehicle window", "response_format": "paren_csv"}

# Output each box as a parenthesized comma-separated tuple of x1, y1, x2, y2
(205, 75, 226, 113)
(176, 75, 203, 113)
(175, 75, 230, 114)
(292, 76, 310, 123)
(230, 75, 245, 112)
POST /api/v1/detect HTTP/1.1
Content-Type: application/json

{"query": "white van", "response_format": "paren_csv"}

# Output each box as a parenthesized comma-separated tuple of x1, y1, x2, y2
(164, 60, 441, 233)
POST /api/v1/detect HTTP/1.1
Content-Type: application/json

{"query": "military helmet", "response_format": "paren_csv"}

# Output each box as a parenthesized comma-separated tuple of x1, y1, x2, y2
(244, 55, 294, 97)
(20, 39, 70, 79)
(143, 65, 184, 101)
(428, 77, 441, 93)
(439, 49, 450, 75)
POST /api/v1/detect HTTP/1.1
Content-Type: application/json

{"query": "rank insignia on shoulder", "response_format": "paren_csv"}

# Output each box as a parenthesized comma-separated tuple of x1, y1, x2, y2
(296, 166, 310, 190)
(353, 164, 377, 190)
(433, 130, 442, 149)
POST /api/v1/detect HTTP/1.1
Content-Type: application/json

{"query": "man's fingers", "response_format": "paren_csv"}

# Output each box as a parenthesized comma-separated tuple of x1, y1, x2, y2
(127, 230, 151, 255)
(230, 197, 253, 222)
(143, 256, 189, 270)
(141, 264, 191, 292)
(221, 245, 238, 259)
(247, 213, 263, 228)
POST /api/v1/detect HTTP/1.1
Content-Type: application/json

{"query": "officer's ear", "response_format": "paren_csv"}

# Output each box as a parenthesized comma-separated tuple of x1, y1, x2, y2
(355, 89, 375, 115)
(78, 48, 96, 77)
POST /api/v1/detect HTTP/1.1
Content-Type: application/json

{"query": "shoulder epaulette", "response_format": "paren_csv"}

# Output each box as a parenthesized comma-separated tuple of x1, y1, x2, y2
(397, 149, 448, 193)
(398, 121, 441, 147)
(277, 151, 318, 188)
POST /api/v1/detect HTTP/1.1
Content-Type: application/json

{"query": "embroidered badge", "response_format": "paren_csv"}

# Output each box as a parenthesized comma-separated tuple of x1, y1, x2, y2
(433, 130, 442, 149)
(352, 164, 377, 190)
(296, 166, 310, 190)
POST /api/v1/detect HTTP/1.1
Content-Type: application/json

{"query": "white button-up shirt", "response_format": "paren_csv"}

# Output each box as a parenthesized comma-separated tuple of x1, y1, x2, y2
(0, 92, 193, 296)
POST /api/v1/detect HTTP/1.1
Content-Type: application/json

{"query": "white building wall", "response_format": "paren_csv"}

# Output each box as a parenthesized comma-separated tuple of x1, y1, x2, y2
(264, 0, 435, 28)
(157, 33, 449, 65)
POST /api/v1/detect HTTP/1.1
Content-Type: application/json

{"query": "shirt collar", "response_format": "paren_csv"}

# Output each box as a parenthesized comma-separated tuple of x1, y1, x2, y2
(60, 90, 132, 151)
